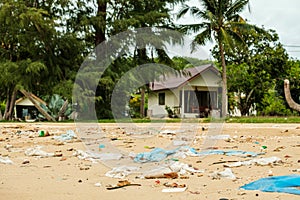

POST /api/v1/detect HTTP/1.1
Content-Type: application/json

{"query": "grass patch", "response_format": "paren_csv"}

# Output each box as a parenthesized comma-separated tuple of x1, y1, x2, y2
(226, 116, 300, 123)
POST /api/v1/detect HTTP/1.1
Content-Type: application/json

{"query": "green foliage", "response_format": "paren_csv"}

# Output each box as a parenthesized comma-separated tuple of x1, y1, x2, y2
(129, 95, 141, 118)
(40, 94, 72, 120)
(259, 88, 291, 116)
(222, 27, 291, 116)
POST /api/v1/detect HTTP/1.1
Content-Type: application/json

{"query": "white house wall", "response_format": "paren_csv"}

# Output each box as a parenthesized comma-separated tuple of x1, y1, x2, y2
(148, 89, 180, 117)
(189, 70, 221, 88)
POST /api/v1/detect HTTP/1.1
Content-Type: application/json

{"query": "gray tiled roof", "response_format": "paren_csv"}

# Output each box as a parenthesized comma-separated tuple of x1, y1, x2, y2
(150, 64, 218, 91)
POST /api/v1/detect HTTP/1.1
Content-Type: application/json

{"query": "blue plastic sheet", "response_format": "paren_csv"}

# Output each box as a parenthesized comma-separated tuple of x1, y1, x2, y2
(240, 175, 300, 195)
(134, 147, 262, 163)
(134, 148, 176, 163)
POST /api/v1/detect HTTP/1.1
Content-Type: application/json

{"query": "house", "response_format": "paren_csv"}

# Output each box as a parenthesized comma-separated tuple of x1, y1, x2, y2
(148, 64, 222, 118)
(14, 94, 47, 120)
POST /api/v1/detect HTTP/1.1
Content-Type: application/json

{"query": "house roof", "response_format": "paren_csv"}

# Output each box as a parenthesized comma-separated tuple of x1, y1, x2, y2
(15, 93, 47, 106)
(150, 64, 219, 91)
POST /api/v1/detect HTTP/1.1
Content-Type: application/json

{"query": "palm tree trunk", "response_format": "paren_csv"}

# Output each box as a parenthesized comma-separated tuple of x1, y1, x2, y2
(284, 79, 300, 111)
(7, 89, 17, 120)
(95, 0, 107, 46)
(3, 89, 11, 120)
(140, 87, 145, 118)
(218, 40, 228, 118)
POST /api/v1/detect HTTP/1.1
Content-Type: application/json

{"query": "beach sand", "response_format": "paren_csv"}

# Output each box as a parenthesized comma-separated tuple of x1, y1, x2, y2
(0, 122, 299, 200)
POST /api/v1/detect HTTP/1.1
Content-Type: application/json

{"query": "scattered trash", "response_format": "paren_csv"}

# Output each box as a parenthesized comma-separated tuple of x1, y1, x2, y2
(22, 159, 30, 164)
(211, 168, 236, 180)
(240, 175, 300, 195)
(0, 156, 13, 164)
(106, 180, 141, 190)
(141, 161, 204, 179)
(53, 130, 77, 142)
(144, 145, 155, 149)
(145, 172, 179, 179)
(163, 182, 186, 188)
(25, 146, 55, 157)
(4, 144, 13, 150)
(224, 156, 282, 167)
(105, 166, 140, 179)
(98, 144, 105, 150)
(206, 135, 231, 140)
(94, 182, 102, 187)
(159, 130, 177, 135)
(169, 162, 204, 175)
(73, 150, 122, 163)
(39, 130, 45, 137)
(273, 146, 285, 152)
(162, 187, 187, 193)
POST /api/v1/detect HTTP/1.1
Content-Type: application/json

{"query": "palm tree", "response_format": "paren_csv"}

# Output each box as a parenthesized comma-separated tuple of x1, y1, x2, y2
(178, 0, 257, 117)
(284, 79, 300, 112)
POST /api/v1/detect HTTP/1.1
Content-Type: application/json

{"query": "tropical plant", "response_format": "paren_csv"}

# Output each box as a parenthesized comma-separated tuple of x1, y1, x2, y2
(40, 94, 72, 121)
(177, 0, 261, 117)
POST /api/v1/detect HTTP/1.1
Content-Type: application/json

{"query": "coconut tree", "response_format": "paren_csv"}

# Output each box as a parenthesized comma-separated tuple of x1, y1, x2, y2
(284, 79, 300, 112)
(178, 0, 258, 117)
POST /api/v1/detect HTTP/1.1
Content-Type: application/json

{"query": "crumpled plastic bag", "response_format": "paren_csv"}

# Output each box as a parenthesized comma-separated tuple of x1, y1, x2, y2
(240, 175, 300, 195)
(25, 146, 55, 157)
(74, 150, 123, 163)
(105, 166, 140, 179)
(211, 168, 236, 180)
(0, 156, 13, 164)
(53, 130, 77, 142)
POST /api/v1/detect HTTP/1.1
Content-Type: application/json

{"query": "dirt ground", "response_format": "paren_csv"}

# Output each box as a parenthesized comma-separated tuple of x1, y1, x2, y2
(0, 122, 299, 200)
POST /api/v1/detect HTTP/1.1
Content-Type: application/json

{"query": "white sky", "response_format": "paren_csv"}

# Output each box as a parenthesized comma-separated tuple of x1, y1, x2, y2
(174, 0, 300, 59)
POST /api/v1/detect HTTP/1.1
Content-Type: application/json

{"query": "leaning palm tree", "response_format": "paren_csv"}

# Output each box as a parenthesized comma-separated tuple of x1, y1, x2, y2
(284, 79, 300, 112)
(178, 0, 257, 117)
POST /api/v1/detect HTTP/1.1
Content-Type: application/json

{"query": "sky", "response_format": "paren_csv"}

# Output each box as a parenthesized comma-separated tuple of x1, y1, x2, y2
(174, 0, 300, 60)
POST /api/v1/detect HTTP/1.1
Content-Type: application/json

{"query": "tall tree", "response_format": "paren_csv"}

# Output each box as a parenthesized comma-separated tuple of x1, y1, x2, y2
(90, 0, 185, 118)
(0, 0, 86, 120)
(177, 0, 259, 117)
(219, 28, 290, 116)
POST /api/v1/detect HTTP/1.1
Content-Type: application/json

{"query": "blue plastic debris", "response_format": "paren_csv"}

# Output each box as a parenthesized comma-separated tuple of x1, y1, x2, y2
(134, 148, 177, 163)
(240, 175, 300, 195)
(134, 147, 262, 163)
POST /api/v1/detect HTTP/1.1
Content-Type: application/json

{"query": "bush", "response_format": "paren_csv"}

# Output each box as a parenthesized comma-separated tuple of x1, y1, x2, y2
(259, 89, 292, 116)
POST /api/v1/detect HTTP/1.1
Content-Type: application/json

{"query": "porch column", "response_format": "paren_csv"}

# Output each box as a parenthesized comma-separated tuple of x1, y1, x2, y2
(181, 87, 184, 118)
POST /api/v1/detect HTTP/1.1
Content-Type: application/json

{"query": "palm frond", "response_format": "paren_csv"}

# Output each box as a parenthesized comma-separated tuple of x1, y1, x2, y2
(219, 27, 236, 51)
(179, 22, 210, 35)
(226, 0, 250, 20)
(191, 27, 212, 51)
(177, 4, 190, 20)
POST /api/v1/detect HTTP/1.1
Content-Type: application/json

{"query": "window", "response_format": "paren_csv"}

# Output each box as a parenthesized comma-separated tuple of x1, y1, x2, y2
(158, 93, 165, 105)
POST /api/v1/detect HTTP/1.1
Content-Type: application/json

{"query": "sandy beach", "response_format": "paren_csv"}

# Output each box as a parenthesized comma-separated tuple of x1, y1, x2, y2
(0, 122, 299, 200)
